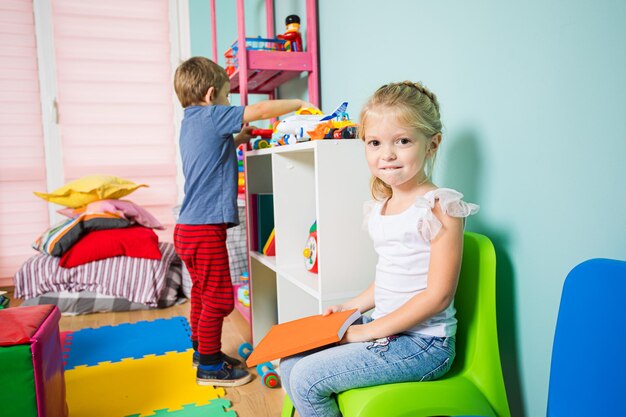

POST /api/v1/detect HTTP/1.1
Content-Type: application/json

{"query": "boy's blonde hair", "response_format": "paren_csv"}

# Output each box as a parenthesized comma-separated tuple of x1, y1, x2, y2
(358, 81, 443, 200)
(174, 57, 229, 108)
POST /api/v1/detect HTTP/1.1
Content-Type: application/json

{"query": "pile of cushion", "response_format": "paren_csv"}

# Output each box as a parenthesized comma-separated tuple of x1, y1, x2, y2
(33, 175, 165, 268)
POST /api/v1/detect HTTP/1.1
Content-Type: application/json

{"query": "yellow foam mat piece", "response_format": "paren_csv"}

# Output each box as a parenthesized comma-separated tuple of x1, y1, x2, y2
(65, 349, 225, 417)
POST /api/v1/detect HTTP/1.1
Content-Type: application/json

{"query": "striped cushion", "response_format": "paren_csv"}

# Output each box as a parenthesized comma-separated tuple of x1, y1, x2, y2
(33, 212, 130, 256)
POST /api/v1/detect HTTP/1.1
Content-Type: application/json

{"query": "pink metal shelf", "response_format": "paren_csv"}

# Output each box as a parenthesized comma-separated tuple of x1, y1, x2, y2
(210, 0, 319, 106)
(229, 50, 313, 94)
(210, 0, 319, 333)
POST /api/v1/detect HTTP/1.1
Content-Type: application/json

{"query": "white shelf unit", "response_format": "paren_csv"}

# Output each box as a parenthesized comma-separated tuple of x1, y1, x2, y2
(245, 140, 377, 345)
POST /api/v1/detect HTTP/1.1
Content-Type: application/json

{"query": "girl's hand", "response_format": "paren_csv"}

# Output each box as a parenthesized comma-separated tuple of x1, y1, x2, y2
(323, 304, 345, 316)
(340, 324, 373, 344)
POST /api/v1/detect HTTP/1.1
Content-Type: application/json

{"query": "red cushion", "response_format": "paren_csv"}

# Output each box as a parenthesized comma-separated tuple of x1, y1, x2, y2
(60, 226, 161, 268)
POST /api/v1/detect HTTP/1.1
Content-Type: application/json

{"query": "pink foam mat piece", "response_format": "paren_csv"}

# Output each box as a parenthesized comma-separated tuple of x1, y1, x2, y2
(60, 331, 74, 368)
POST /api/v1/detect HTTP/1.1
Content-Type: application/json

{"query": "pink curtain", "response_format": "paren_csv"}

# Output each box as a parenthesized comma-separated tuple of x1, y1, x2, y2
(51, 0, 177, 242)
(0, 0, 50, 286)
(0, 0, 179, 285)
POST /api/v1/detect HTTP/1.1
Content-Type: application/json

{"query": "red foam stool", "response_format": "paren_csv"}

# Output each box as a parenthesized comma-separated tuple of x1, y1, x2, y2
(0, 305, 68, 417)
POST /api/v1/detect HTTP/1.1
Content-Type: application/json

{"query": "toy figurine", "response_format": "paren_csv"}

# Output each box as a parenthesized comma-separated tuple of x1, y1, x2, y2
(303, 221, 318, 273)
(277, 15, 303, 52)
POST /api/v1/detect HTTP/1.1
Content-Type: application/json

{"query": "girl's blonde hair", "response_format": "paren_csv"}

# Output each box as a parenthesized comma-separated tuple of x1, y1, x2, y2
(358, 81, 443, 200)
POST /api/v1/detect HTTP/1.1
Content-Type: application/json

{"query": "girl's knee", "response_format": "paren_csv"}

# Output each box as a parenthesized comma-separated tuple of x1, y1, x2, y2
(279, 356, 298, 393)
(289, 360, 322, 400)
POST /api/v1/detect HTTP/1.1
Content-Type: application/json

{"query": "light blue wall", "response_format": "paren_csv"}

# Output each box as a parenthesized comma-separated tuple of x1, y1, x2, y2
(188, 1, 626, 415)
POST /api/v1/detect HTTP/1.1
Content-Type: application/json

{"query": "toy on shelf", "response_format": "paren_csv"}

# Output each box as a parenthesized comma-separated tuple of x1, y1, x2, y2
(249, 128, 274, 150)
(251, 129, 273, 138)
(224, 47, 236, 76)
(277, 14, 303, 52)
(275, 101, 358, 143)
(250, 138, 270, 150)
(237, 271, 250, 307)
(224, 36, 287, 75)
(303, 221, 318, 274)
(237, 143, 246, 195)
(257, 361, 280, 388)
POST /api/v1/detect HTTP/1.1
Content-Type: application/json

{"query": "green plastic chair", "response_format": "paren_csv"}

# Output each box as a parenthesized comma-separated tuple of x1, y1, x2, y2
(282, 232, 510, 417)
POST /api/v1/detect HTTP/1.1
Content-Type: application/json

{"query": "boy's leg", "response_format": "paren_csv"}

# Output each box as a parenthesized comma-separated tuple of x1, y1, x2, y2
(193, 224, 233, 361)
(283, 334, 455, 417)
(173, 225, 203, 349)
(186, 224, 251, 386)
(175, 224, 244, 372)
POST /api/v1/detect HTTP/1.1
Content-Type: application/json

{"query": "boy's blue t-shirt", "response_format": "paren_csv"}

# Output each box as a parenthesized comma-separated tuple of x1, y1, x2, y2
(177, 105, 244, 227)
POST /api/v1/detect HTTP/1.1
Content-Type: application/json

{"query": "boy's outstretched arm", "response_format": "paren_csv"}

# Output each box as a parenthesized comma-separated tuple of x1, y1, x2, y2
(242, 99, 315, 123)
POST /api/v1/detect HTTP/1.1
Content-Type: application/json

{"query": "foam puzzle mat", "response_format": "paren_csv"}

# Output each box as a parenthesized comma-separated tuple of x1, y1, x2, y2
(63, 317, 235, 417)
(63, 316, 192, 370)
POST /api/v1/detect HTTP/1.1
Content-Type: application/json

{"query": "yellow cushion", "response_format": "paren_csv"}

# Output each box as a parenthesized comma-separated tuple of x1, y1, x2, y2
(34, 175, 148, 208)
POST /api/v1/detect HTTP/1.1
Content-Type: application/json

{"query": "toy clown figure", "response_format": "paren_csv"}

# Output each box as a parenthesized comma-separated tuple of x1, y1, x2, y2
(278, 14, 302, 52)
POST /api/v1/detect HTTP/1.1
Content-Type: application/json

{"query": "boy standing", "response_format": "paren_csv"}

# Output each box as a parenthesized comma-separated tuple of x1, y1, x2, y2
(173, 57, 313, 386)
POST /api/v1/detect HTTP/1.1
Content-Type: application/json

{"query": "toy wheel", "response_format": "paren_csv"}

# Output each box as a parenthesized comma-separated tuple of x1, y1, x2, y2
(238, 342, 253, 360)
(256, 361, 273, 375)
(263, 373, 280, 388)
(259, 139, 269, 149)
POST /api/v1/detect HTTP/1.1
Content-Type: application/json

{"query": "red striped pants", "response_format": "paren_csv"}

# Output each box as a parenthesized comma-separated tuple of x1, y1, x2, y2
(174, 224, 234, 356)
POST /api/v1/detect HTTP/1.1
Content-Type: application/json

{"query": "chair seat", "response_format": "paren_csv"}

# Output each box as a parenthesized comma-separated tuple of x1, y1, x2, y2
(337, 373, 497, 417)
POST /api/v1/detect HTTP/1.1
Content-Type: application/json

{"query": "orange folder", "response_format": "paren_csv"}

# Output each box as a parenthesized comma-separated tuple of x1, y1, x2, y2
(246, 309, 361, 367)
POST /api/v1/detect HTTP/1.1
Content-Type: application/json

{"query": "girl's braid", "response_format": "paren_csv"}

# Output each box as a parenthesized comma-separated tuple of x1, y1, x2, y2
(400, 80, 440, 114)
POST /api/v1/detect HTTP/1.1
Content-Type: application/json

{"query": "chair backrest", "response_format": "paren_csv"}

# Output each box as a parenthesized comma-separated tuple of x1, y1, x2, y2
(451, 232, 509, 417)
(547, 258, 626, 416)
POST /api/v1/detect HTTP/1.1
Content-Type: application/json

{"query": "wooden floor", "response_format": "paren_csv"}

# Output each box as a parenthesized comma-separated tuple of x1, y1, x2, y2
(4, 289, 287, 417)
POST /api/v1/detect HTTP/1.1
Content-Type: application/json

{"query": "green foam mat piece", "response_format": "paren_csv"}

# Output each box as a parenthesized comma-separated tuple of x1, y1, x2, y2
(132, 399, 236, 417)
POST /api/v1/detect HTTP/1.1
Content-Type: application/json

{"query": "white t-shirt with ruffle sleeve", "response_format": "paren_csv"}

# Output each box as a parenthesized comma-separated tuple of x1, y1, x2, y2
(364, 188, 479, 337)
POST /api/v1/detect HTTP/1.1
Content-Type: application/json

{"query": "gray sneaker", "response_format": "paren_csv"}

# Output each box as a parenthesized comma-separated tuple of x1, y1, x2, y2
(196, 361, 252, 387)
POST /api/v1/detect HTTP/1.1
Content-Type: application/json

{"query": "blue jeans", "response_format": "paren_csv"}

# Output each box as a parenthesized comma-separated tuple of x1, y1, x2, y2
(279, 316, 455, 417)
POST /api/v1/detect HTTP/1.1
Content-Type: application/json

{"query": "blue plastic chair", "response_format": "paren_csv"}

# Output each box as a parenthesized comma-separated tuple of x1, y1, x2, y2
(547, 258, 626, 416)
